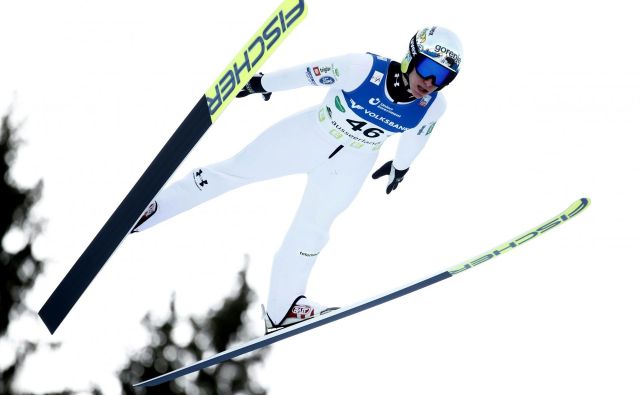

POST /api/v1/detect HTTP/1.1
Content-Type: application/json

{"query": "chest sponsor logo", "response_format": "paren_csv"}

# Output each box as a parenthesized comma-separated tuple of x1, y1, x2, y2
(370, 71, 384, 86)
(347, 98, 408, 132)
(367, 97, 401, 118)
(349, 98, 364, 110)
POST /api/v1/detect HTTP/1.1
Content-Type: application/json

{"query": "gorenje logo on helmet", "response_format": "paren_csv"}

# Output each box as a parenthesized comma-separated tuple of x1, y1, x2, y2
(434, 44, 461, 65)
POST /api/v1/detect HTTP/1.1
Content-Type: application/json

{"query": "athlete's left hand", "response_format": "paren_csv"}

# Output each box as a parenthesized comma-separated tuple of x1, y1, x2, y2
(372, 161, 410, 194)
(237, 72, 272, 101)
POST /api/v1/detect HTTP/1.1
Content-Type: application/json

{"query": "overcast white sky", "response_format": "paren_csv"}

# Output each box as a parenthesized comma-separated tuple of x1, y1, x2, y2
(1, 0, 639, 394)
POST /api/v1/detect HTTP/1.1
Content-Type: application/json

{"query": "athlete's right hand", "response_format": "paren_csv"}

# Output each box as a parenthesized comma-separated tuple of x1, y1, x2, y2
(237, 72, 272, 101)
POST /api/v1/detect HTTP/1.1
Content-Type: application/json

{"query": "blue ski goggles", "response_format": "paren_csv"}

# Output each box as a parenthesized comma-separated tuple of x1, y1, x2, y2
(414, 55, 458, 87)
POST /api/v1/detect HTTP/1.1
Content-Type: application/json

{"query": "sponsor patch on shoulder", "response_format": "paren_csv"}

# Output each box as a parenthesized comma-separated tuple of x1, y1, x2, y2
(305, 67, 318, 86)
(319, 76, 335, 85)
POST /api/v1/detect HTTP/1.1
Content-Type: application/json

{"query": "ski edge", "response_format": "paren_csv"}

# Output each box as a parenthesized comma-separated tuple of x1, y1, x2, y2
(37, 0, 308, 335)
(38, 96, 212, 334)
(134, 197, 590, 388)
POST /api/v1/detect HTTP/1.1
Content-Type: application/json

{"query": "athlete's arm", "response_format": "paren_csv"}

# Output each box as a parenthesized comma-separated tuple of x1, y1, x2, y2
(237, 72, 272, 101)
(259, 53, 373, 92)
(392, 94, 447, 170)
(372, 94, 447, 194)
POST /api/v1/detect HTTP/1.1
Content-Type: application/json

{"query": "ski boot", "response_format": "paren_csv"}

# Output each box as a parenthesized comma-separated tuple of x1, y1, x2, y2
(130, 200, 157, 233)
(263, 296, 339, 334)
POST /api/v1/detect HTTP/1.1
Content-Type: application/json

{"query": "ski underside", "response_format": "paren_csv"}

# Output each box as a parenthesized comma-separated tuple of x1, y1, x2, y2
(38, 0, 308, 335)
(135, 197, 590, 388)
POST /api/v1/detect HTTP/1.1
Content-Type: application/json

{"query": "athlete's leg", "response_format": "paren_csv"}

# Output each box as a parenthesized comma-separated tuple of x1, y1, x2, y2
(135, 108, 327, 231)
(266, 149, 378, 323)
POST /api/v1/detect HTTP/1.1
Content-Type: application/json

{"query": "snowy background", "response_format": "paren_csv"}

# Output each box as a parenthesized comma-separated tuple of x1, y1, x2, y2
(1, 0, 639, 393)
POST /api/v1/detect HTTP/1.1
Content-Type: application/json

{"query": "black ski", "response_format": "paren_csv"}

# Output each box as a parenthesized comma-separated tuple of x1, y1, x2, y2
(134, 198, 590, 388)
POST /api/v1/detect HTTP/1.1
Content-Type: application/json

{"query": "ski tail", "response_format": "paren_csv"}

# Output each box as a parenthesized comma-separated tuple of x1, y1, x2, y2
(134, 198, 590, 388)
(38, 0, 309, 334)
(38, 97, 212, 334)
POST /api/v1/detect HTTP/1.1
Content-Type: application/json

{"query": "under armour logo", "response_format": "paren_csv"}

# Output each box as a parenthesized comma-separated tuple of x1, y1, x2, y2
(394, 73, 400, 87)
(193, 169, 208, 190)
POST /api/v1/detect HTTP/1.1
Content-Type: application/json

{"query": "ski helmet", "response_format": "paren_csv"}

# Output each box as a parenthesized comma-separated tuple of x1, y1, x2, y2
(401, 26, 463, 90)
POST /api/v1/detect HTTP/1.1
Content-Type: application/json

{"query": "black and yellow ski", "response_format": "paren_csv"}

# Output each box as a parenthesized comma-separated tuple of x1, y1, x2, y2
(135, 198, 590, 388)
(39, 0, 308, 334)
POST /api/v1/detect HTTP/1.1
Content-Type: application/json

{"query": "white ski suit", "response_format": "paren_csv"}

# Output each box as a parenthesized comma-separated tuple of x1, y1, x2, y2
(136, 52, 447, 323)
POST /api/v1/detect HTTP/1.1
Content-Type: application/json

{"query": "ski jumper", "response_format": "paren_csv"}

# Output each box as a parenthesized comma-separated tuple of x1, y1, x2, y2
(135, 53, 447, 323)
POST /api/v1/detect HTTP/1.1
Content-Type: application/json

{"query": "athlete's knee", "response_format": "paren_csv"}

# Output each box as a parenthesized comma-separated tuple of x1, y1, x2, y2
(281, 224, 330, 256)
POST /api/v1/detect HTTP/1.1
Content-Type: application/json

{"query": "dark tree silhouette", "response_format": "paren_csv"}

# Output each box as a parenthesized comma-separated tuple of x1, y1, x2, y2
(0, 110, 46, 394)
(0, 109, 102, 395)
(118, 257, 269, 394)
(0, 108, 268, 394)
(0, 111, 44, 337)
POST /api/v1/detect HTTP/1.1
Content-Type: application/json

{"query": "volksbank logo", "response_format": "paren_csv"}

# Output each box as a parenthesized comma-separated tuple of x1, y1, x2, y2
(349, 98, 407, 131)
(362, 109, 408, 131)
(206, 0, 306, 116)
(349, 98, 364, 110)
